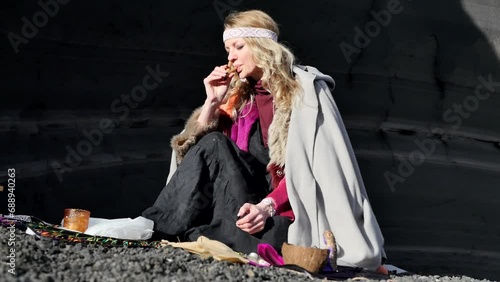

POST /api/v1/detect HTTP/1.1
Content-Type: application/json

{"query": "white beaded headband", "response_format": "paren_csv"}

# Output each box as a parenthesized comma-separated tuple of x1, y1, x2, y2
(223, 27, 278, 42)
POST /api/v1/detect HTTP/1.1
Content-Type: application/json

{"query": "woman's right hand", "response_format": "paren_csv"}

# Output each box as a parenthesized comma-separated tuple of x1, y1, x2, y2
(203, 64, 235, 106)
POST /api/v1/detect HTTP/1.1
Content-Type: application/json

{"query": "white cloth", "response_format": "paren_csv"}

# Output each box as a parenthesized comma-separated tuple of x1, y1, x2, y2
(286, 65, 385, 270)
(83, 216, 154, 240)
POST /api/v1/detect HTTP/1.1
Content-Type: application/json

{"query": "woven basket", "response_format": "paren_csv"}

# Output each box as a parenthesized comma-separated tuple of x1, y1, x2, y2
(281, 242, 329, 273)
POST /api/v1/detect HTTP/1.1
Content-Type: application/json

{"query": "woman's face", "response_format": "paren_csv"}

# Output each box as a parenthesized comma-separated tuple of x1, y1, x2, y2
(224, 37, 263, 81)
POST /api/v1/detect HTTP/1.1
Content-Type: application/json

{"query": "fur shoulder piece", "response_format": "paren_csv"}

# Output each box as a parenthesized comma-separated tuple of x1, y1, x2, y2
(171, 107, 220, 164)
(267, 104, 292, 168)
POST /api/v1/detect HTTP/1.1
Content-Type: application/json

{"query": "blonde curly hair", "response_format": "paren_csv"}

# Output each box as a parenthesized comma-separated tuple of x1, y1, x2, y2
(223, 10, 302, 119)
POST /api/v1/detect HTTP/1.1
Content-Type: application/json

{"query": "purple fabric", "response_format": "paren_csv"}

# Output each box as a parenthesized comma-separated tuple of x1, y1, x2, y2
(230, 102, 259, 151)
(253, 79, 270, 96)
(257, 244, 284, 266)
(254, 80, 273, 147)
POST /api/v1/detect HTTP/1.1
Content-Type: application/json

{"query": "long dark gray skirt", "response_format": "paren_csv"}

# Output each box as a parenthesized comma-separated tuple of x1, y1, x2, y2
(142, 127, 291, 254)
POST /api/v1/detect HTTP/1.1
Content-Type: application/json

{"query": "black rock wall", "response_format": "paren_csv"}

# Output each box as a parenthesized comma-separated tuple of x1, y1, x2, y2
(1, 0, 499, 279)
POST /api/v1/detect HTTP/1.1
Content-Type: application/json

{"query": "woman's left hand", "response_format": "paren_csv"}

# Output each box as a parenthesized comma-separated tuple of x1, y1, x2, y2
(236, 203, 270, 234)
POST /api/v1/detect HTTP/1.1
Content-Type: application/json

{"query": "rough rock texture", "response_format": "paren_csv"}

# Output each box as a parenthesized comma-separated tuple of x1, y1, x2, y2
(1, 0, 499, 280)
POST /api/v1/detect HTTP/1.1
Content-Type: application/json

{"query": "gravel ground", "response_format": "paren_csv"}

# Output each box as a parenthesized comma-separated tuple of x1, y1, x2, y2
(0, 226, 492, 282)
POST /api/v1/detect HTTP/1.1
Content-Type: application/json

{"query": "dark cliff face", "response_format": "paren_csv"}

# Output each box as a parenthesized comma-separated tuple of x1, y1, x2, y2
(1, 0, 499, 279)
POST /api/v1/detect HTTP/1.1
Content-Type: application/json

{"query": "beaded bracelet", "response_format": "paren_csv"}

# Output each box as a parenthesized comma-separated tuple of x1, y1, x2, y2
(260, 198, 276, 217)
